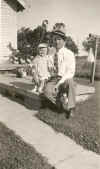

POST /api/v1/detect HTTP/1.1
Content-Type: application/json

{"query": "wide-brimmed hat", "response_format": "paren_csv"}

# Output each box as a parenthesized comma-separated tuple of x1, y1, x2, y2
(52, 23, 67, 40)
(38, 43, 48, 48)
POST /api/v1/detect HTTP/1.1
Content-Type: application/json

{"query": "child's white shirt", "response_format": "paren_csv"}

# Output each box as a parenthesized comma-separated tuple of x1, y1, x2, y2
(32, 54, 53, 81)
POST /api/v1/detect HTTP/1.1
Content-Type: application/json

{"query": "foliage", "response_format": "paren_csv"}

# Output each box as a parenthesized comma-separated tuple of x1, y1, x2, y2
(82, 34, 100, 59)
(65, 36, 78, 54)
(32, 25, 47, 55)
(17, 21, 78, 61)
(7, 42, 22, 64)
(18, 20, 48, 58)
(52, 22, 78, 54)
(7, 42, 32, 64)
(53, 22, 66, 31)
(17, 27, 35, 58)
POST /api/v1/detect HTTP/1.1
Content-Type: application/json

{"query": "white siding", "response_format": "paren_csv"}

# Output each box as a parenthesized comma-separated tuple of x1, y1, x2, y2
(0, 0, 2, 62)
(0, 0, 17, 63)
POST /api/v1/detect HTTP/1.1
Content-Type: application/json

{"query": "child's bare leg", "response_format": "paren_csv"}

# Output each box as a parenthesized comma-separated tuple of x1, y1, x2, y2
(38, 80, 45, 94)
(31, 79, 38, 93)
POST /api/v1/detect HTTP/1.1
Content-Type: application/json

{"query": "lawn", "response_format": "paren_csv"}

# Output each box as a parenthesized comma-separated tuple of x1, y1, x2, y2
(36, 78, 100, 155)
(75, 56, 100, 80)
(0, 122, 53, 169)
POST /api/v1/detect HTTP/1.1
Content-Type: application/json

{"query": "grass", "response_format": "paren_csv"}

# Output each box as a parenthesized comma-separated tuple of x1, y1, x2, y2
(0, 122, 53, 169)
(36, 78, 100, 155)
(75, 56, 100, 80)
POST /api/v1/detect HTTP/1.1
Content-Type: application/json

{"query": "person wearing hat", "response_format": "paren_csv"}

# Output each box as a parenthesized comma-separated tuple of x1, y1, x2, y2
(31, 43, 54, 93)
(43, 23, 76, 118)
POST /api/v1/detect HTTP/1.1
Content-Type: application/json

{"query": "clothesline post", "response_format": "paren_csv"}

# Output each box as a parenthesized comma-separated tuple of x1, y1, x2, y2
(91, 35, 100, 84)
(91, 38, 98, 84)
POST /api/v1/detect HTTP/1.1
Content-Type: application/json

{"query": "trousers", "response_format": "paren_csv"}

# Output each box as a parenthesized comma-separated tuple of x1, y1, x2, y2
(43, 77, 76, 110)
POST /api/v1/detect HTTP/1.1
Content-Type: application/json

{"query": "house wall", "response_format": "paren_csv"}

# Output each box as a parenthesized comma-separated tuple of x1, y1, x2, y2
(0, 0, 17, 63)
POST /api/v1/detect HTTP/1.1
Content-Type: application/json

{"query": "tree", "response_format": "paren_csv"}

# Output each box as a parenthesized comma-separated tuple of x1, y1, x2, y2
(65, 36, 78, 54)
(17, 21, 78, 62)
(82, 34, 100, 59)
(18, 20, 48, 57)
(17, 27, 34, 61)
(31, 20, 48, 55)
(52, 22, 78, 54)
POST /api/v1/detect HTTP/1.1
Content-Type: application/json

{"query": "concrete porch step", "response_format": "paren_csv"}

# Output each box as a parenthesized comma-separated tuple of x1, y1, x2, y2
(0, 74, 42, 110)
(0, 74, 95, 111)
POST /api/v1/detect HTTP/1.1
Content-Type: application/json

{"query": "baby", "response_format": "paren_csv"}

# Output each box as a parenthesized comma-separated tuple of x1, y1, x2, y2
(31, 43, 54, 94)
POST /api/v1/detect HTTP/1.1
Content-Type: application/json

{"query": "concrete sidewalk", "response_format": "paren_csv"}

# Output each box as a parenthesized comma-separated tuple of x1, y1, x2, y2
(0, 94, 100, 169)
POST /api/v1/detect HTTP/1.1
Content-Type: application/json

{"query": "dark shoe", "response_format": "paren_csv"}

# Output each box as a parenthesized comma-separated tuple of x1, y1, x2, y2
(65, 108, 75, 119)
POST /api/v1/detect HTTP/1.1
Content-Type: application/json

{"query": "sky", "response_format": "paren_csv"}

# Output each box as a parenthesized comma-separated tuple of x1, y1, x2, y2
(17, 0, 100, 43)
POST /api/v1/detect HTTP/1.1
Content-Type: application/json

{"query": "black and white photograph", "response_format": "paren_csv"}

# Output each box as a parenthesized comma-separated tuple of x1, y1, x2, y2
(0, 0, 100, 168)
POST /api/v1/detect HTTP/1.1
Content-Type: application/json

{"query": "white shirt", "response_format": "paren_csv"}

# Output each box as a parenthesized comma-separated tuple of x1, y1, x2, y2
(57, 47, 75, 84)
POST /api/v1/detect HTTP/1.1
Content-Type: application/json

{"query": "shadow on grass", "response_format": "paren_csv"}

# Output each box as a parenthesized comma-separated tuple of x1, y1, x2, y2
(0, 122, 53, 169)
